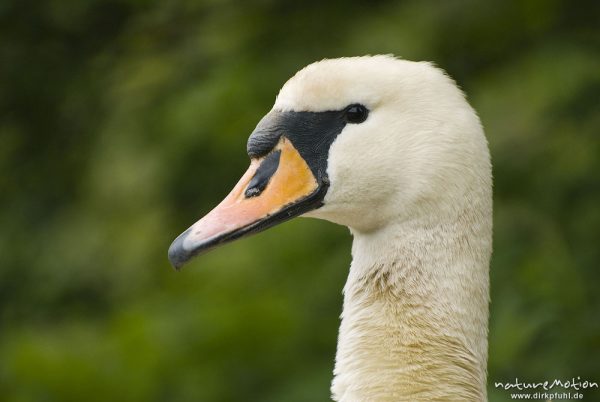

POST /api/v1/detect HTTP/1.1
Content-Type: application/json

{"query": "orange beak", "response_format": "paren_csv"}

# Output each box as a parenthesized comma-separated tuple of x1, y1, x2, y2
(168, 137, 326, 269)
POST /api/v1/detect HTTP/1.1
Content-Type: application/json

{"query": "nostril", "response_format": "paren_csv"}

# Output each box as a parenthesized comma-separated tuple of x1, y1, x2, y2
(245, 187, 261, 197)
(245, 150, 281, 198)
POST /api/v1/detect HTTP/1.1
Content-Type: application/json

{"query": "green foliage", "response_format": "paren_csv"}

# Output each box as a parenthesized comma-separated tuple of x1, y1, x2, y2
(1, 0, 598, 401)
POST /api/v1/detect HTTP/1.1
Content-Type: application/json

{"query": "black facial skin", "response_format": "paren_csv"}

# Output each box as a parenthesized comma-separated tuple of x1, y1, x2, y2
(245, 150, 281, 198)
(247, 104, 368, 183)
(168, 104, 368, 269)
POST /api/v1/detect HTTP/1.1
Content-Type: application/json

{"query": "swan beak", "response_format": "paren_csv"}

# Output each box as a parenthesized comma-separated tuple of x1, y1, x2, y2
(168, 137, 325, 269)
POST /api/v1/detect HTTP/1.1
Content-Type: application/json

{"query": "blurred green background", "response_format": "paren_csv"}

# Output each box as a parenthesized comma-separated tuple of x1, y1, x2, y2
(1, 0, 598, 401)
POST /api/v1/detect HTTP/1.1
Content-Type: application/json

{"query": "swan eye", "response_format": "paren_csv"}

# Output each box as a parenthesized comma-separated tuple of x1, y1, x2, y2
(345, 104, 369, 124)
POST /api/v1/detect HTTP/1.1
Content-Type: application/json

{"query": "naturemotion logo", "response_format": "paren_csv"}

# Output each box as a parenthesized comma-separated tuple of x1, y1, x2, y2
(494, 377, 598, 400)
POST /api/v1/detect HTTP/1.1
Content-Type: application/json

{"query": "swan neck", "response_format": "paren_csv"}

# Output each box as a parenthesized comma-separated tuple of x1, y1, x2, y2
(331, 215, 491, 401)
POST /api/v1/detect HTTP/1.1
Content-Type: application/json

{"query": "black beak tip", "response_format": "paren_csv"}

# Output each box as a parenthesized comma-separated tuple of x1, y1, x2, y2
(168, 228, 192, 270)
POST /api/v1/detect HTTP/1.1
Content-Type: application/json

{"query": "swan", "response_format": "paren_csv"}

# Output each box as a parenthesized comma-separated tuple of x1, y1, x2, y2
(168, 55, 492, 401)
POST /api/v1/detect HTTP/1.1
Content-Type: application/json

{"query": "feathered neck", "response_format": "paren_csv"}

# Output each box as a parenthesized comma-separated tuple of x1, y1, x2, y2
(331, 202, 492, 401)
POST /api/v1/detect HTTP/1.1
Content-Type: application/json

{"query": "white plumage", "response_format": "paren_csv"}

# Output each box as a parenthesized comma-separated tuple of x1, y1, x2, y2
(170, 55, 492, 401)
(279, 56, 492, 401)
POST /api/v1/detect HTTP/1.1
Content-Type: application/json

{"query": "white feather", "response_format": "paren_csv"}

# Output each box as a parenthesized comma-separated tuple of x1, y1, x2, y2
(277, 56, 492, 401)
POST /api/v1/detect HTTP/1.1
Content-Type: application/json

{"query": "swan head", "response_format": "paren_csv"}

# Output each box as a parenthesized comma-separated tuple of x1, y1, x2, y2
(168, 55, 490, 269)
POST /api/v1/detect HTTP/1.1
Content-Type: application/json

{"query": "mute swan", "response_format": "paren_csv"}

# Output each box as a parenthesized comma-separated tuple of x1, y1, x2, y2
(169, 55, 492, 401)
